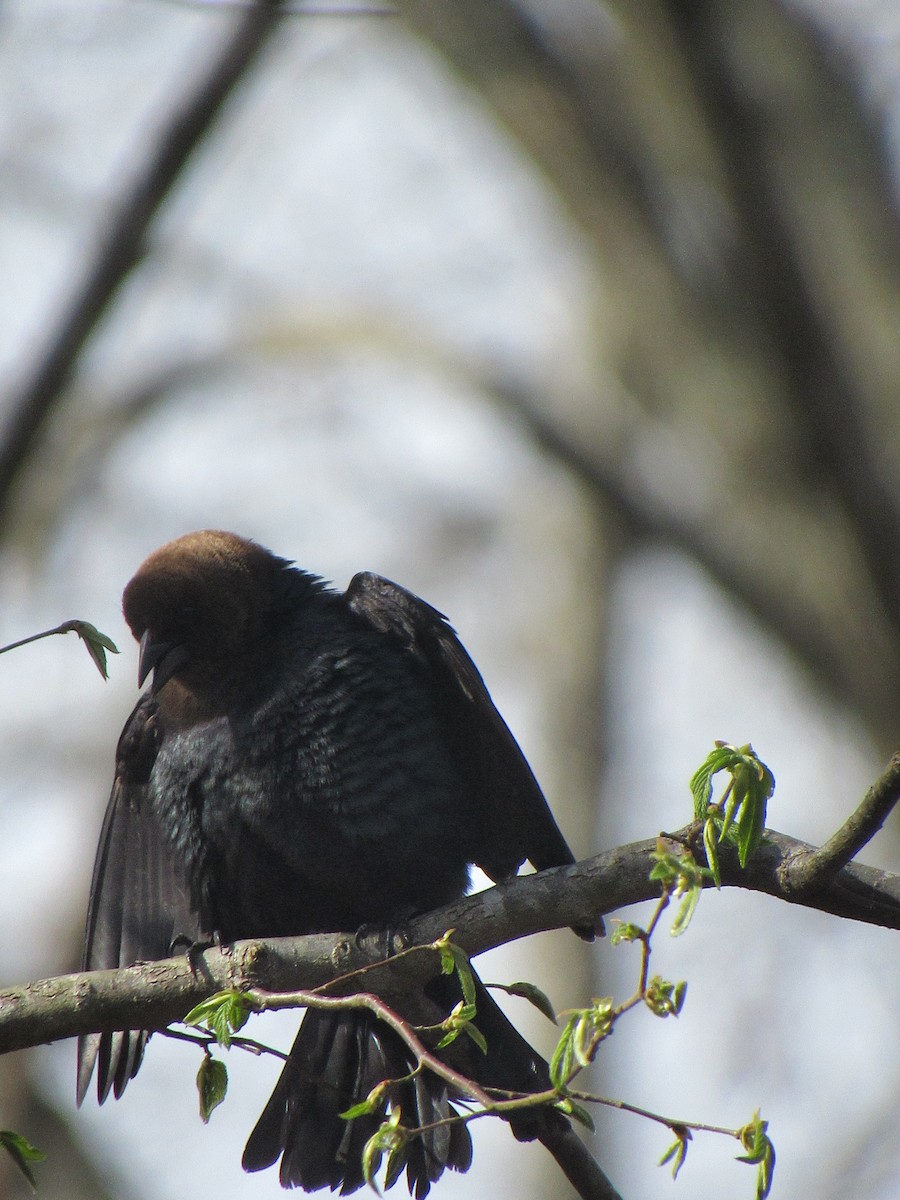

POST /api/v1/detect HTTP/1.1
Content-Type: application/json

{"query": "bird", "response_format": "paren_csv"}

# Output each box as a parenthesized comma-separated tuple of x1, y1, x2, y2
(78, 529, 600, 1198)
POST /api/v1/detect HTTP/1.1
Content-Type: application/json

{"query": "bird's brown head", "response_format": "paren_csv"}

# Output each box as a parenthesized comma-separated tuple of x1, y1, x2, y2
(122, 530, 283, 695)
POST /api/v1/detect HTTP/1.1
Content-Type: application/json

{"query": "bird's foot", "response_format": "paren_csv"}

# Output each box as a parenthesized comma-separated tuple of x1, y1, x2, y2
(354, 921, 410, 960)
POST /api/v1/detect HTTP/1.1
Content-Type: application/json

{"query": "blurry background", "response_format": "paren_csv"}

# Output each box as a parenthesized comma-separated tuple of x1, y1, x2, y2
(0, 1, 898, 1198)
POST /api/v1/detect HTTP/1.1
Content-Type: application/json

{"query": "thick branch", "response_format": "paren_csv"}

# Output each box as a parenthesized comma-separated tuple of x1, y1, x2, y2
(776, 752, 900, 896)
(1, 825, 897, 1057)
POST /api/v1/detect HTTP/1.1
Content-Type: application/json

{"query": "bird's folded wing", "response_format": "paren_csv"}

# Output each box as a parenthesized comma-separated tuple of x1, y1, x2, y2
(78, 694, 202, 1104)
(344, 572, 578, 880)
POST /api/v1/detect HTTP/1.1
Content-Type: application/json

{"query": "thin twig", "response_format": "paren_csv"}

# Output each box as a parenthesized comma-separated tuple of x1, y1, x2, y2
(0, 625, 75, 657)
(160, 1025, 288, 1060)
(245, 973, 753, 1192)
(249, 987, 502, 1110)
(244, 988, 619, 1200)
(581, 1090, 736, 1138)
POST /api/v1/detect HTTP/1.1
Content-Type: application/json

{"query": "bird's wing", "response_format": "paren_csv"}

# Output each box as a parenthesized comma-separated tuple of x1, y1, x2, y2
(77, 693, 202, 1104)
(343, 572, 578, 883)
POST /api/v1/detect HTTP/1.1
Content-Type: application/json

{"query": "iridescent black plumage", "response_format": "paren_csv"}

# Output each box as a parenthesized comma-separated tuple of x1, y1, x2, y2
(79, 530, 594, 1196)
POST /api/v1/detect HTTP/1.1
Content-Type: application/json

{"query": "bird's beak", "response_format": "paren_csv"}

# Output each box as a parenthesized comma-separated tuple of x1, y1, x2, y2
(138, 629, 190, 692)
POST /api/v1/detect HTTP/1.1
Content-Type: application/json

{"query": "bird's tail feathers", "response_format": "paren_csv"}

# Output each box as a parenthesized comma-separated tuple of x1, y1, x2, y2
(76, 1028, 147, 1106)
(242, 1008, 472, 1197)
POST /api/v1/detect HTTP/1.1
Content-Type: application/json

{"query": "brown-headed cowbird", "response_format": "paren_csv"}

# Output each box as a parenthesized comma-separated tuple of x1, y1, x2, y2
(79, 530, 597, 1198)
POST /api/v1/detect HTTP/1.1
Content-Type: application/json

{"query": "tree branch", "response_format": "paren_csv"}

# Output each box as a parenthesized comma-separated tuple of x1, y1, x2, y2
(0, 0, 287, 530)
(776, 752, 900, 897)
(63, 333, 874, 734)
(394, 1, 900, 752)
(245, 981, 624, 1200)
(487, 374, 857, 716)
(663, 0, 900, 635)
(1, 824, 897, 1057)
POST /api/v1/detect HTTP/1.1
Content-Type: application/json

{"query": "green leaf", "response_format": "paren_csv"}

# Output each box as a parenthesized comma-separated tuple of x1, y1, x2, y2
(436, 936, 478, 1009)
(342, 1100, 377, 1121)
(342, 1081, 389, 1122)
(383, 1109, 415, 1194)
(362, 1138, 384, 1196)
(549, 1014, 578, 1091)
(658, 1140, 678, 1167)
(184, 989, 251, 1047)
(361, 1110, 406, 1195)
(551, 998, 614, 1085)
(60, 619, 120, 680)
(383, 1138, 407, 1192)
(736, 788, 763, 867)
(462, 1020, 488, 1054)
(0, 1129, 46, 1190)
(489, 980, 558, 1024)
(649, 847, 680, 887)
(196, 1055, 228, 1123)
(644, 976, 686, 1018)
(669, 881, 701, 936)
(610, 921, 646, 945)
(554, 1097, 595, 1132)
(671, 980, 688, 1016)
(649, 847, 712, 928)
(689, 744, 736, 817)
(436, 932, 457, 977)
(737, 1109, 764, 1158)
(658, 1126, 692, 1180)
(434, 938, 486, 1051)
(435, 1001, 486, 1053)
(735, 1109, 776, 1200)
(703, 817, 721, 887)
(718, 777, 740, 841)
(690, 743, 775, 872)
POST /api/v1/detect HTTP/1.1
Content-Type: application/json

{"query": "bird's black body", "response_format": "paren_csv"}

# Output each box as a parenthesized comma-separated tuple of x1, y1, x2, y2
(79, 531, 595, 1197)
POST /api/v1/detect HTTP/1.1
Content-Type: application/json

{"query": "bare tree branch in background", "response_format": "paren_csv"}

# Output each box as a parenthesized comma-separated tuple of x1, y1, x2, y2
(42, 323, 890, 753)
(4, 0, 899, 746)
(397, 0, 900, 752)
(664, 0, 900, 644)
(0, 0, 288, 532)
(0, 7, 288, 1192)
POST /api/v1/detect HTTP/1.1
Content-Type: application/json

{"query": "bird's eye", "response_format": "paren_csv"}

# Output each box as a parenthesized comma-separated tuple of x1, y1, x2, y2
(176, 603, 199, 628)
